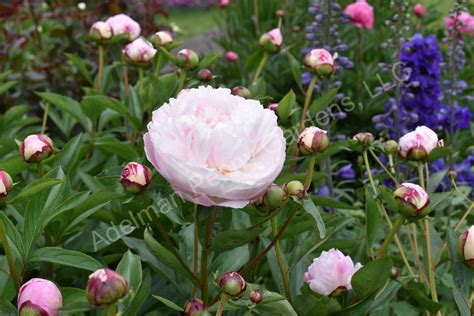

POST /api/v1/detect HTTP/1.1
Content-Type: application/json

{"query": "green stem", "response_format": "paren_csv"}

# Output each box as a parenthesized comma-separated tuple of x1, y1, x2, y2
(0, 219, 20, 291)
(138, 68, 144, 90)
(303, 156, 317, 190)
(299, 75, 317, 132)
(271, 217, 291, 301)
(177, 70, 187, 95)
(388, 154, 396, 176)
(98, 45, 104, 93)
(106, 303, 116, 316)
(363, 150, 377, 195)
(216, 294, 228, 316)
(418, 162, 425, 189)
(201, 207, 218, 304)
(369, 148, 398, 185)
(253, 0, 260, 36)
(252, 53, 268, 84)
(155, 53, 163, 76)
(37, 163, 44, 178)
(124, 64, 129, 97)
(192, 204, 199, 297)
(376, 215, 406, 258)
(41, 102, 49, 134)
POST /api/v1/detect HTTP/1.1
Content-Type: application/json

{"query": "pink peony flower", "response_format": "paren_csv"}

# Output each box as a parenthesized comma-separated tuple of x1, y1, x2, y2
(267, 28, 283, 47)
(444, 11, 474, 36)
(18, 278, 63, 316)
(20, 134, 53, 162)
(394, 183, 429, 217)
(152, 31, 173, 47)
(303, 48, 336, 76)
(0, 170, 13, 197)
(398, 126, 441, 161)
(123, 37, 157, 65)
(259, 28, 283, 53)
(105, 14, 140, 41)
(225, 51, 238, 62)
(459, 226, 474, 268)
(220, 0, 230, 8)
(304, 248, 362, 296)
(344, 0, 374, 29)
(413, 3, 425, 17)
(90, 21, 113, 41)
(120, 162, 152, 193)
(144, 86, 286, 208)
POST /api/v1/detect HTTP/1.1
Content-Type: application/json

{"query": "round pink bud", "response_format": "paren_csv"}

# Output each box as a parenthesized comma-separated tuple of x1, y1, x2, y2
(123, 37, 157, 66)
(225, 51, 238, 62)
(219, 272, 246, 297)
(20, 134, 53, 162)
(303, 49, 336, 76)
(231, 86, 251, 99)
(413, 3, 425, 18)
(105, 14, 141, 41)
(298, 126, 329, 155)
(151, 31, 173, 47)
(262, 184, 286, 209)
(384, 140, 398, 155)
(176, 49, 200, 70)
(276, 10, 284, 18)
(267, 103, 278, 111)
(250, 290, 263, 304)
(258, 28, 283, 54)
(0, 170, 13, 197)
(448, 171, 458, 179)
(353, 132, 374, 147)
(304, 248, 362, 297)
(390, 266, 400, 279)
(18, 278, 63, 316)
(220, 0, 230, 8)
(120, 162, 152, 193)
(344, 0, 374, 29)
(90, 21, 113, 41)
(398, 126, 441, 161)
(86, 269, 128, 307)
(284, 180, 305, 199)
(459, 226, 474, 268)
(184, 298, 207, 316)
(197, 69, 213, 81)
(393, 183, 430, 218)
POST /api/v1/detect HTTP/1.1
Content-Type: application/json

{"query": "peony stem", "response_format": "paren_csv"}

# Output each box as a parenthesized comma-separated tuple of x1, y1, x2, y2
(192, 204, 199, 297)
(362, 150, 377, 196)
(106, 303, 116, 316)
(155, 53, 163, 76)
(252, 53, 268, 84)
(124, 64, 129, 97)
(369, 148, 398, 185)
(388, 154, 396, 177)
(216, 293, 228, 316)
(40, 102, 49, 134)
(98, 45, 104, 93)
(177, 70, 187, 95)
(271, 216, 291, 301)
(299, 75, 317, 132)
(303, 155, 317, 190)
(0, 218, 20, 291)
(418, 162, 425, 190)
(253, 0, 260, 36)
(376, 215, 406, 258)
(138, 68, 144, 90)
(201, 207, 218, 304)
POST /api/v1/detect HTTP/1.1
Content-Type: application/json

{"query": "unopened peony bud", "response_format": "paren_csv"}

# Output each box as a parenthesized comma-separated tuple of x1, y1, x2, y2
(398, 126, 441, 161)
(353, 132, 374, 147)
(197, 69, 213, 81)
(151, 31, 173, 47)
(18, 278, 63, 316)
(268, 103, 278, 111)
(86, 269, 128, 306)
(285, 180, 305, 198)
(0, 170, 13, 198)
(184, 298, 207, 316)
(393, 183, 430, 218)
(459, 226, 474, 268)
(263, 184, 286, 208)
(298, 126, 329, 155)
(259, 28, 282, 54)
(225, 51, 238, 62)
(219, 272, 246, 297)
(90, 21, 113, 41)
(250, 290, 263, 304)
(413, 3, 425, 17)
(448, 171, 457, 179)
(176, 49, 199, 70)
(105, 14, 140, 41)
(231, 86, 251, 99)
(120, 162, 152, 193)
(390, 266, 400, 279)
(123, 37, 157, 66)
(384, 140, 398, 155)
(20, 134, 53, 162)
(304, 49, 336, 76)
(220, 0, 230, 8)
(304, 248, 362, 297)
(276, 10, 285, 17)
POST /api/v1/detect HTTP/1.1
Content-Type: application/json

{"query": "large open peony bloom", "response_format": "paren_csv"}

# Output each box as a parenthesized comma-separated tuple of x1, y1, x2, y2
(144, 86, 286, 208)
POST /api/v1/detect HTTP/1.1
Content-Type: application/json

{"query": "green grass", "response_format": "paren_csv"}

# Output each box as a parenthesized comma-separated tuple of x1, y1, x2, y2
(156, 9, 220, 39)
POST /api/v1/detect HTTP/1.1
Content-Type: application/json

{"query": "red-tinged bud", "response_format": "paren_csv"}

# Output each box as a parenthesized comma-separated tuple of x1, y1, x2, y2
(298, 126, 329, 155)
(398, 126, 441, 161)
(258, 28, 282, 54)
(86, 269, 128, 306)
(284, 180, 305, 198)
(123, 37, 157, 66)
(394, 183, 430, 219)
(90, 21, 113, 42)
(276, 10, 284, 17)
(18, 278, 62, 316)
(150, 31, 173, 48)
(176, 49, 199, 70)
(184, 298, 207, 316)
(353, 132, 374, 147)
(263, 184, 286, 208)
(219, 272, 246, 297)
(20, 134, 53, 162)
(390, 266, 400, 279)
(231, 86, 251, 99)
(197, 69, 213, 81)
(0, 170, 13, 198)
(225, 51, 238, 62)
(303, 48, 336, 76)
(120, 162, 152, 193)
(459, 226, 474, 269)
(413, 3, 425, 17)
(250, 290, 263, 304)
(267, 103, 278, 111)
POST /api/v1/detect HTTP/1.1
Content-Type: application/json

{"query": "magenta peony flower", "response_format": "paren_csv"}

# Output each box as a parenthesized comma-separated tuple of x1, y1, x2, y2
(0, 170, 13, 197)
(144, 86, 285, 208)
(303, 48, 336, 76)
(344, 0, 374, 29)
(398, 126, 441, 161)
(225, 51, 238, 62)
(20, 134, 53, 162)
(413, 3, 425, 17)
(120, 162, 152, 193)
(304, 248, 362, 296)
(105, 14, 140, 41)
(444, 11, 474, 36)
(459, 226, 474, 268)
(17, 278, 63, 316)
(123, 37, 157, 65)
(394, 183, 429, 217)
(90, 21, 113, 41)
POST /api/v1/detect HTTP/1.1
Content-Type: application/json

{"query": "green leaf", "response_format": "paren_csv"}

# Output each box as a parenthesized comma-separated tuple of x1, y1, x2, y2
(401, 281, 442, 313)
(81, 95, 129, 123)
(61, 287, 89, 306)
(277, 90, 296, 123)
(311, 196, 358, 210)
(29, 247, 103, 271)
(0, 156, 28, 176)
(199, 51, 222, 68)
(94, 136, 138, 161)
(365, 189, 380, 243)
(0, 296, 16, 315)
(301, 197, 326, 238)
(351, 257, 392, 299)
(65, 53, 92, 83)
(116, 250, 142, 295)
(452, 287, 471, 316)
(249, 77, 266, 99)
(0, 81, 17, 95)
(255, 290, 297, 316)
(211, 226, 266, 252)
(124, 270, 151, 316)
(447, 228, 472, 295)
(427, 169, 447, 193)
(286, 52, 302, 92)
(427, 146, 450, 162)
(8, 178, 64, 203)
(153, 295, 184, 312)
(309, 88, 339, 117)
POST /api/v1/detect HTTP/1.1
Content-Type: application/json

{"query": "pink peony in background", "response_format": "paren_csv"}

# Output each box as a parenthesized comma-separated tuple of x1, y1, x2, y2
(144, 86, 286, 208)
(344, 0, 374, 29)
(444, 11, 474, 36)
(17, 278, 62, 316)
